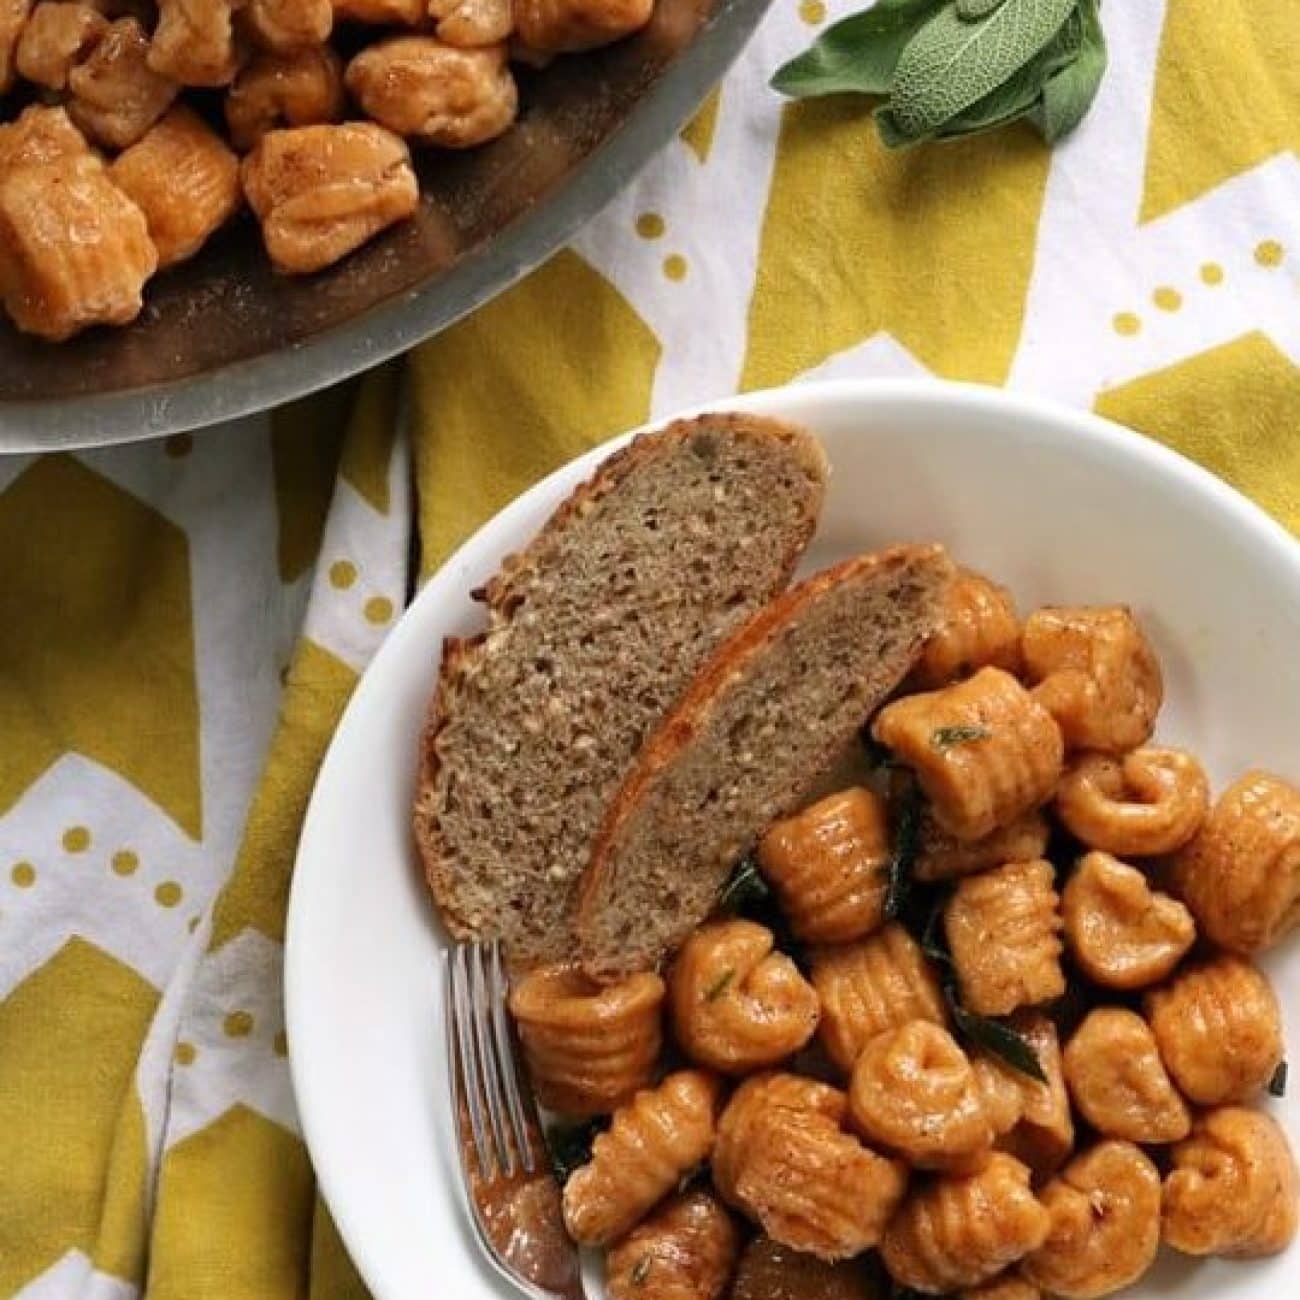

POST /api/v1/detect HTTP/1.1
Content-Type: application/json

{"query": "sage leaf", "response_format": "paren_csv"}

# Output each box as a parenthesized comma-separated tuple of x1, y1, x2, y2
(772, 0, 945, 98)
(930, 724, 991, 750)
(545, 1118, 607, 1184)
(948, 998, 1048, 1083)
(920, 895, 953, 967)
(717, 853, 770, 912)
(1031, 0, 1107, 143)
(956, 0, 1007, 18)
(931, 0, 1085, 138)
(874, 104, 915, 148)
(1269, 1060, 1288, 1098)
(890, 0, 1078, 138)
(883, 779, 924, 920)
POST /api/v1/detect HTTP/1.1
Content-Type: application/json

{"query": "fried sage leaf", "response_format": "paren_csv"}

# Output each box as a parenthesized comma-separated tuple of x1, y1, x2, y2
(948, 996, 1047, 1083)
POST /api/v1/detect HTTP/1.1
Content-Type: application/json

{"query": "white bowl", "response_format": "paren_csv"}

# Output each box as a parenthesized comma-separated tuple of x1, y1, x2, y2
(286, 379, 1300, 1300)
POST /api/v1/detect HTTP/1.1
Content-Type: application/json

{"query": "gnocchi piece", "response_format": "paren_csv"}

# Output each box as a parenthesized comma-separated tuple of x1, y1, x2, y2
(872, 668, 1064, 843)
(1163, 1107, 1298, 1257)
(971, 1054, 1025, 1140)
(224, 45, 345, 151)
(882, 1152, 1049, 1293)
(730, 1234, 883, 1300)
(241, 0, 332, 50)
(0, 0, 31, 92)
(507, 961, 663, 1116)
(1062, 1008, 1189, 1144)
(964, 1276, 1040, 1300)
(1145, 955, 1283, 1106)
(1055, 748, 1208, 858)
(429, 0, 513, 45)
(712, 1071, 844, 1205)
(1171, 770, 1300, 955)
(914, 809, 1050, 883)
(714, 1073, 906, 1260)
(996, 1012, 1074, 1176)
(1022, 1140, 1161, 1298)
(0, 103, 89, 170)
(605, 1187, 739, 1300)
(332, 0, 424, 19)
(344, 36, 517, 149)
(910, 568, 1021, 690)
(110, 106, 241, 268)
(68, 18, 178, 149)
(149, 0, 241, 86)
(15, 1, 107, 88)
(757, 787, 889, 943)
(667, 919, 818, 1076)
(848, 1020, 995, 1172)
(562, 1070, 722, 1247)
(0, 152, 157, 341)
(1021, 606, 1162, 754)
(944, 860, 1065, 1017)
(1061, 852, 1194, 990)
(513, 0, 652, 52)
(810, 923, 946, 1074)
(241, 123, 418, 273)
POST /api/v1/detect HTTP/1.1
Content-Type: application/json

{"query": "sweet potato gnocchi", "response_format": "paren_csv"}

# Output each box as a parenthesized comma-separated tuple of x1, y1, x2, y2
(810, 922, 946, 1073)
(873, 667, 1064, 842)
(1062, 1007, 1189, 1144)
(758, 787, 889, 942)
(1060, 851, 1194, 990)
(1023, 1140, 1161, 1298)
(882, 1152, 1049, 1291)
(848, 1020, 996, 1171)
(667, 919, 819, 1075)
(0, 0, 660, 337)
(1145, 955, 1283, 1106)
(509, 961, 664, 1116)
(1163, 1107, 1298, 1257)
(505, 579, 1299, 1300)
(944, 858, 1065, 1016)
(604, 1187, 739, 1300)
(562, 1069, 722, 1246)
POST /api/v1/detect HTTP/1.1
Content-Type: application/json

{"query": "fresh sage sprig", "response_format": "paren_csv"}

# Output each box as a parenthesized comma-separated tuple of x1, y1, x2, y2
(772, 0, 1107, 150)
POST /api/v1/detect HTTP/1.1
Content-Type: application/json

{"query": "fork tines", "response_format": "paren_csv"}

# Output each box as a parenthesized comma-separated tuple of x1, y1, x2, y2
(447, 939, 539, 1182)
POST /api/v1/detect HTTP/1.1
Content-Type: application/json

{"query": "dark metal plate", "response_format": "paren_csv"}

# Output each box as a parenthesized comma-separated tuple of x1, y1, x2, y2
(0, 0, 769, 449)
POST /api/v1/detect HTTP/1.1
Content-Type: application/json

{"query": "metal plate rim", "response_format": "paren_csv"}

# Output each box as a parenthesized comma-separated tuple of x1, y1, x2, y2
(0, 0, 771, 453)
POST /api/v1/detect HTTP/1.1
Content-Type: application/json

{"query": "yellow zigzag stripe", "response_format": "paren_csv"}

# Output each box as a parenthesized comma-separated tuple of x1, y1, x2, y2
(742, 102, 1051, 390)
(1096, 333, 1300, 535)
(0, 939, 157, 1296)
(0, 455, 202, 838)
(1141, 0, 1299, 224)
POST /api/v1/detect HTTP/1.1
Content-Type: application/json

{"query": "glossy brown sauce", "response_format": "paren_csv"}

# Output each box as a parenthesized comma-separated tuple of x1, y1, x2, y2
(471, 1161, 581, 1296)
(730, 1235, 884, 1300)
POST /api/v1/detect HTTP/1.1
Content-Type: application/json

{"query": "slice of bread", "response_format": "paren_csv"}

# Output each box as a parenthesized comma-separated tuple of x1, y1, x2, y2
(415, 412, 829, 965)
(577, 544, 955, 980)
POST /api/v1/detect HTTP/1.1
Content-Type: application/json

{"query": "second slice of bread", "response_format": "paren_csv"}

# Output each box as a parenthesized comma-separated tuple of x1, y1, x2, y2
(577, 544, 955, 980)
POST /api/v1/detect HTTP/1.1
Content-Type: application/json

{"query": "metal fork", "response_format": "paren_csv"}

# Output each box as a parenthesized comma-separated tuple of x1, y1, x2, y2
(445, 940, 587, 1300)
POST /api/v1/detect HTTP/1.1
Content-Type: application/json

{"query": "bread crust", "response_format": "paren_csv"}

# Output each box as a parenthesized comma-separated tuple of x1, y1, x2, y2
(413, 411, 829, 948)
(577, 543, 953, 977)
